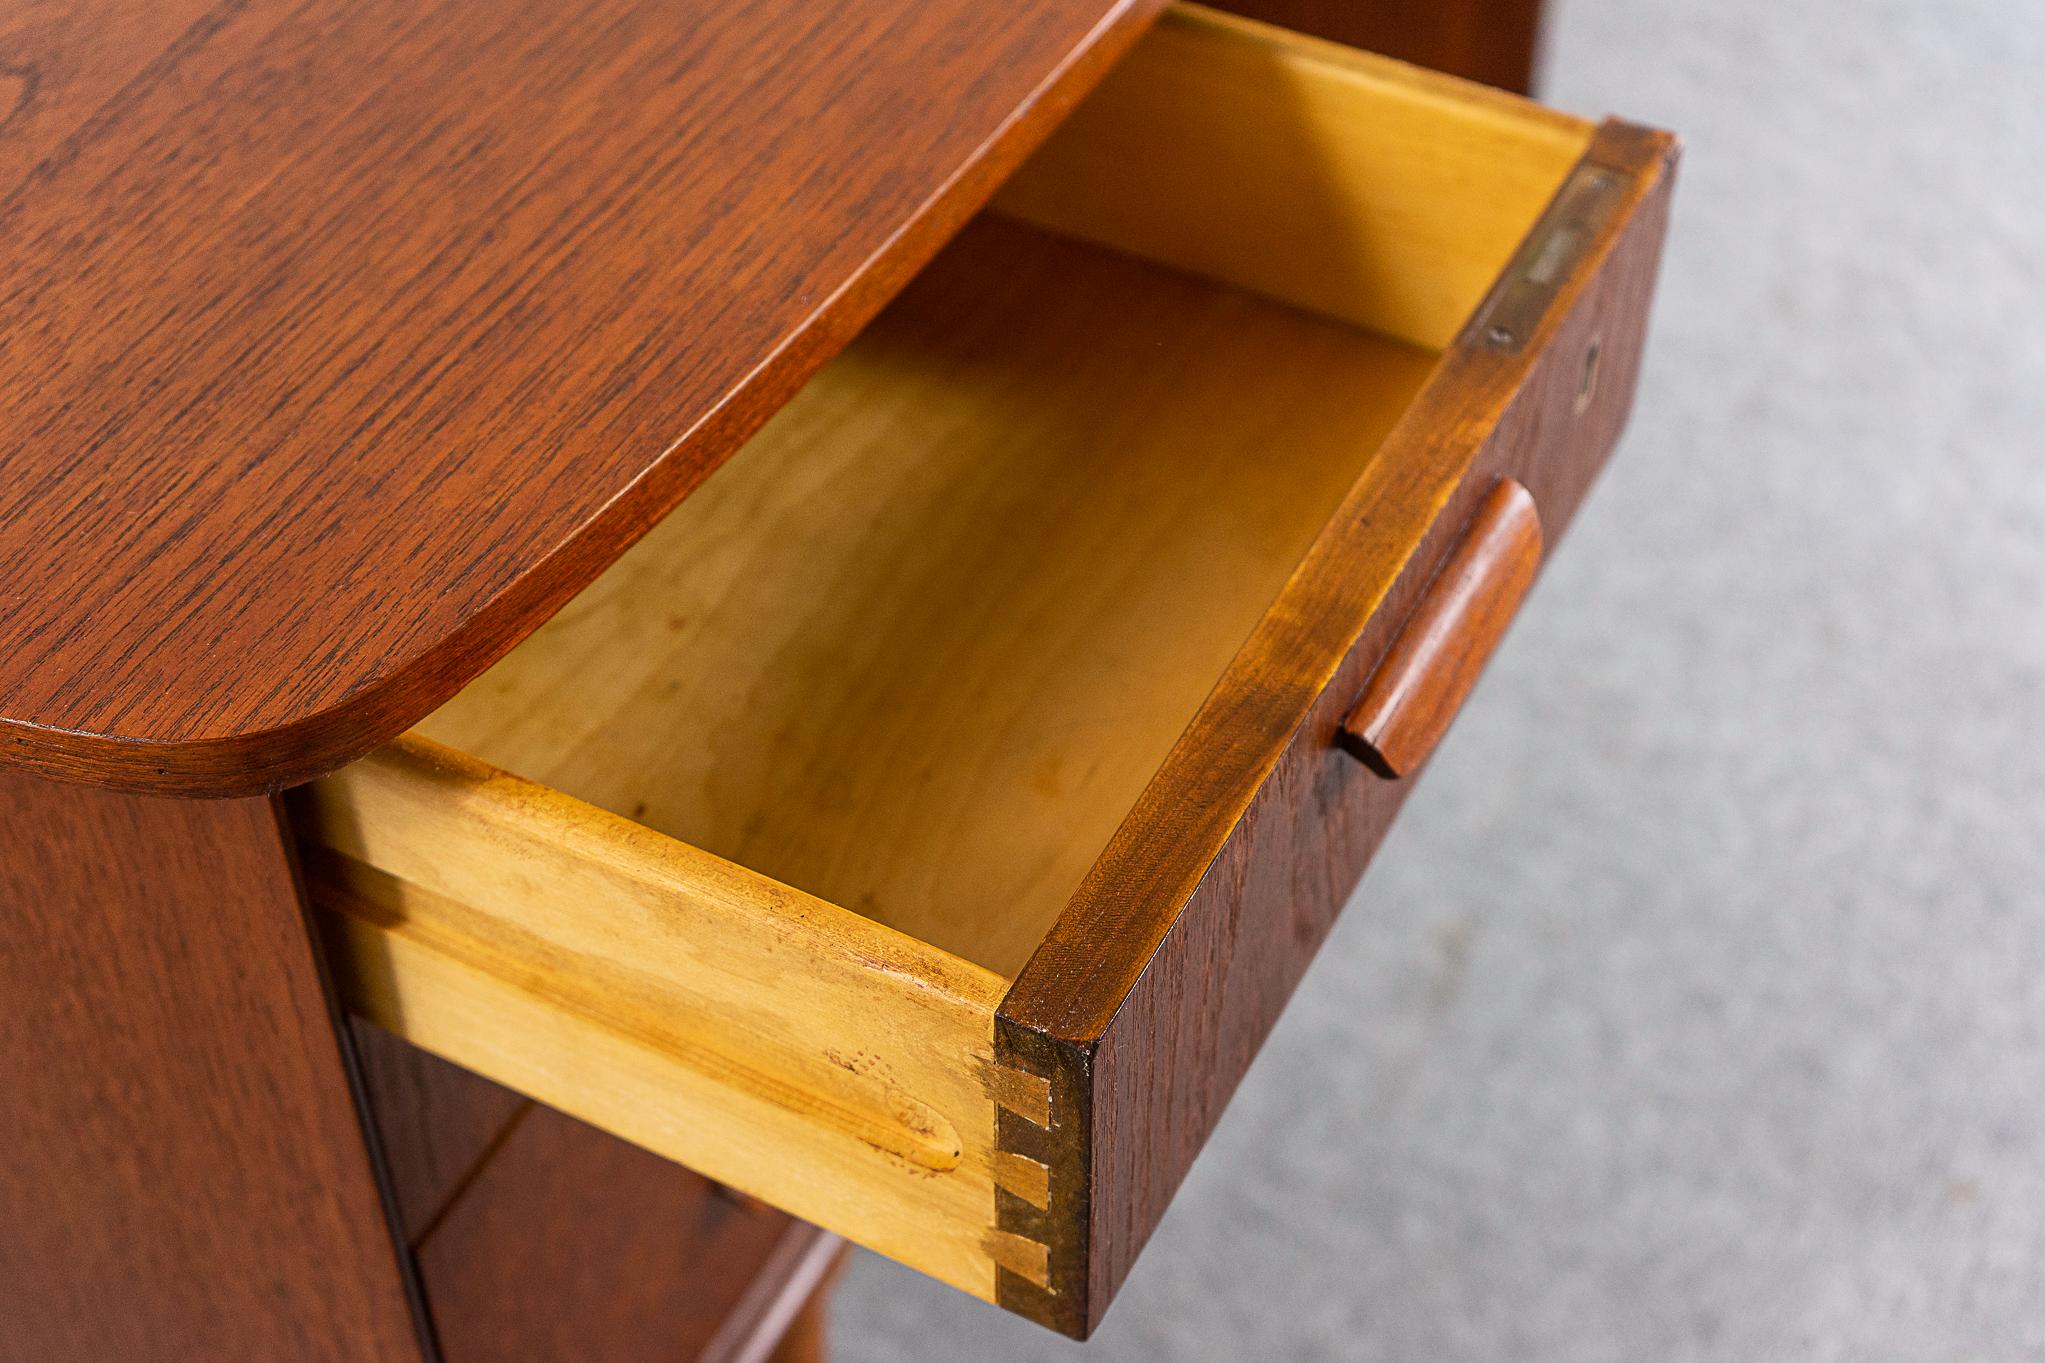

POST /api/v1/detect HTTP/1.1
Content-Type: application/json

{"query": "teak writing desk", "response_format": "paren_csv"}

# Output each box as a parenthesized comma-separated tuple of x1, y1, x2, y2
(0, 2, 1675, 1355)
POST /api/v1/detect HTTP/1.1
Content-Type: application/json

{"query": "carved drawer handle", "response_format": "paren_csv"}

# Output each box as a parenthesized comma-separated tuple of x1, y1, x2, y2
(1338, 479, 1544, 778)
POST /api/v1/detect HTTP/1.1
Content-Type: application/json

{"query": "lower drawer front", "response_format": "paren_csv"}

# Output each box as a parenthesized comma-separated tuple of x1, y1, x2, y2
(294, 4, 1675, 1340)
(352, 1022, 842, 1363)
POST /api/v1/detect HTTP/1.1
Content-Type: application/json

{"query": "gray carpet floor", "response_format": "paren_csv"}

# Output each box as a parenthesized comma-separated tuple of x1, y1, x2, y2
(831, 0, 2045, 1357)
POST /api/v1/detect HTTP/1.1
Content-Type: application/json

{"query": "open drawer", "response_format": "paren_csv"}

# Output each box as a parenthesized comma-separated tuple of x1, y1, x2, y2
(291, 4, 1675, 1339)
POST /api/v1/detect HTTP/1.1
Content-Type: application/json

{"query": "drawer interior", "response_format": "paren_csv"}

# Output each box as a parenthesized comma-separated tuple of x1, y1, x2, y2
(409, 9, 1593, 982)
(414, 218, 1435, 978)
(301, 2, 1608, 1316)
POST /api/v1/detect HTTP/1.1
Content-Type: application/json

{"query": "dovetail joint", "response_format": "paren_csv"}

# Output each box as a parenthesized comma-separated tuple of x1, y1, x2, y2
(993, 1149, 1052, 1210)
(986, 1227, 1052, 1290)
(990, 1057, 1059, 1296)
(990, 1060, 1052, 1129)
(990, 1029, 1088, 1331)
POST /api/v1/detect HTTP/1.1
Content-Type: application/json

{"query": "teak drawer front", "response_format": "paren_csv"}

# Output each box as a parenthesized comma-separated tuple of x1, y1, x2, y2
(294, 5, 1676, 1340)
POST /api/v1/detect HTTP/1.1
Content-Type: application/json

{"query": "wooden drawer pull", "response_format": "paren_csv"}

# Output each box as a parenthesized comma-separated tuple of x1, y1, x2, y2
(1339, 480, 1543, 777)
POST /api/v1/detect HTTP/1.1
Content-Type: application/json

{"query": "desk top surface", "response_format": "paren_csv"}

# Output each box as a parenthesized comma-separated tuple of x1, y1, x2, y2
(0, 0, 1151, 794)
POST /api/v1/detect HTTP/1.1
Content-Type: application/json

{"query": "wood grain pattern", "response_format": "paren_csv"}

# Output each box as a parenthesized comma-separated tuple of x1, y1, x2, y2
(0, 2, 218, 187)
(0, 775, 425, 1362)
(414, 213, 1436, 977)
(291, 16, 1674, 1338)
(996, 120, 1679, 1336)
(7, 1, 1670, 1349)
(1215, 0, 1547, 94)
(994, 5, 1590, 351)
(414, 1098, 834, 1363)
(1339, 478, 1544, 777)
(0, 0, 1161, 796)
(297, 736, 1015, 1299)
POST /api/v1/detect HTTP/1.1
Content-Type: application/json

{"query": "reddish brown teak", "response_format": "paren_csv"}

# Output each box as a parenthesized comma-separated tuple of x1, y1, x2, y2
(1340, 479, 1545, 778)
(0, 0, 1672, 1354)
